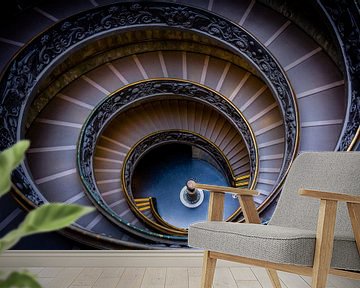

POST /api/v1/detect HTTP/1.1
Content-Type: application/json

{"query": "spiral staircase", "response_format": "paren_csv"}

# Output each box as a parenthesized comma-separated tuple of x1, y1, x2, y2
(0, 0, 358, 249)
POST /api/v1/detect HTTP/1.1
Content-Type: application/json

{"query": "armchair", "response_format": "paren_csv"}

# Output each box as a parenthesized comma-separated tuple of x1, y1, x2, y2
(188, 152, 360, 288)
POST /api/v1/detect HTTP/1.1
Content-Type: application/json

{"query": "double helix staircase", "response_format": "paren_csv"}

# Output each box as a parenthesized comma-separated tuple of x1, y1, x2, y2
(0, 0, 358, 249)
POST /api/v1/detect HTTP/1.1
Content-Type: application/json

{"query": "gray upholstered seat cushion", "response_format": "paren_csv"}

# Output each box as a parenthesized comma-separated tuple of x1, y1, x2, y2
(188, 222, 360, 271)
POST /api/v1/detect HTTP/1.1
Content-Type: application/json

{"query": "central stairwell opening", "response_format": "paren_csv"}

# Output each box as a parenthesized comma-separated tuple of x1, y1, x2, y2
(131, 143, 237, 229)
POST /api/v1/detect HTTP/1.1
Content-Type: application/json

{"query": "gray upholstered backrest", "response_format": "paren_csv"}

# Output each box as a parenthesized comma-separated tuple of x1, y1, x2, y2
(269, 152, 360, 238)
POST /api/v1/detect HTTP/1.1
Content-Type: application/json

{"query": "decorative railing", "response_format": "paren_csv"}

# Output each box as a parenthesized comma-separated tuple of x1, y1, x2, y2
(318, 0, 360, 151)
(121, 129, 242, 234)
(77, 79, 257, 237)
(0, 2, 299, 219)
(8, 1, 357, 247)
(134, 197, 183, 231)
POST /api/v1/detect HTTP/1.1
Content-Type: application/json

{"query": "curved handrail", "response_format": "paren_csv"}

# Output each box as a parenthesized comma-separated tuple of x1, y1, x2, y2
(78, 80, 257, 237)
(0, 1, 301, 246)
(121, 129, 243, 234)
(318, 0, 360, 151)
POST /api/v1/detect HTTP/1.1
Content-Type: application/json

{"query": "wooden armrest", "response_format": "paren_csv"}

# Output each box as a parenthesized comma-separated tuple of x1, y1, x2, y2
(188, 181, 260, 223)
(299, 189, 360, 204)
(301, 189, 360, 258)
(187, 180, 259, 196)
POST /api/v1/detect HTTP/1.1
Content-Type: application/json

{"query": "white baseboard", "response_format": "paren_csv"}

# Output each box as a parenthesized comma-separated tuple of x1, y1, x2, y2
(0, 250, 246, 267)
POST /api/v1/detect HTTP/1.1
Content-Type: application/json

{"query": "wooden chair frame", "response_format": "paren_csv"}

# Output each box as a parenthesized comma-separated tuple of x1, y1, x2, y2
(188, 182, 360, 288)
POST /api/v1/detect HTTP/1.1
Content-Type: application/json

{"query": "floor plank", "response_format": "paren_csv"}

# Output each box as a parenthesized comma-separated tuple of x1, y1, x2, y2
(278, 271, 310, 288)
(328, 275, 360, 288)
(236, 280, 262, 288)
(166, 268, 188, 288)
(100, 267, 125, 278)
(301, 275, 335, 288)
(188, 267, 201, 288)
(93, 276, 120, 288)
(116, 267, 145, 288)
(8, 264, 360, 288)
(141, 267, 166, 288)
(71, 267, 102, 286)
(24, 267, 44, 275)
(213, 267, 237, 288)
(47, 267, 83, 288)
(251, 267, 288, 288)
(36, 277, 54, 286)
(230, 267, 257, 281)
(38, 267, 63, 278)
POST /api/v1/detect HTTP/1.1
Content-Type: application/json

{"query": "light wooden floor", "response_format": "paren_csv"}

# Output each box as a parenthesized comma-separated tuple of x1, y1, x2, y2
(2, 266, 359, 288)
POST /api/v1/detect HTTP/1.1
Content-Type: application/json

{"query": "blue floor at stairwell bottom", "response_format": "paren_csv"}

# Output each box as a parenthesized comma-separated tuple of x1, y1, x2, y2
(131, 143, 239, 228)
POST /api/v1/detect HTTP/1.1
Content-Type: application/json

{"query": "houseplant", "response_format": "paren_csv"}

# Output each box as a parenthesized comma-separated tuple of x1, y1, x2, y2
(0, 140, 93, 287)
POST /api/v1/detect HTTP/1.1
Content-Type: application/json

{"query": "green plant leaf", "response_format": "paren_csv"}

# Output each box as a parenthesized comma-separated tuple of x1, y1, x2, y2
(0, 140, 30, 197)
(0, 271, 41, 288)
(0, 203, 94, 252)
(0, 229, 19, 253)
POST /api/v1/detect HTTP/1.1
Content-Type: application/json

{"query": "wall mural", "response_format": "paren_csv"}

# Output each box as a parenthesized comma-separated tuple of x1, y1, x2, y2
(0, 0, 358, 249)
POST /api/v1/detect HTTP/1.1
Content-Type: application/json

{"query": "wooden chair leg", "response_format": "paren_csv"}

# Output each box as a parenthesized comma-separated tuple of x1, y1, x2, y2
(347, 202, 360, 253)
(266, 269, 282, 288)
(201, 251, 217, 288)
(240, 195, 282, 287)
(312, 200, 337, 288)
